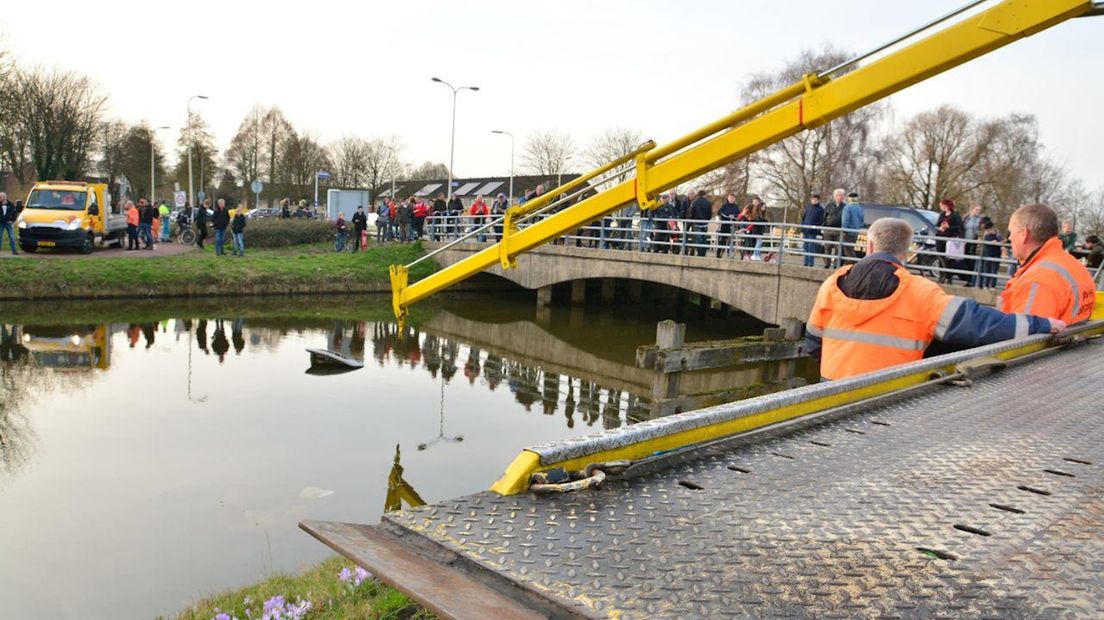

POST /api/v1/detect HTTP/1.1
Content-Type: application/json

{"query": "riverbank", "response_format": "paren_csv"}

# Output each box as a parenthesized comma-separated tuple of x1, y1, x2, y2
(0, 242, 437, 300)
(165, 556, 429, 620)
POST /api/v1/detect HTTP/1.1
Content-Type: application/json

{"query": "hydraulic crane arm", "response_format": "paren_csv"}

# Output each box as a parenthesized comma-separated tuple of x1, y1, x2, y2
(390, 0, 1098, 324)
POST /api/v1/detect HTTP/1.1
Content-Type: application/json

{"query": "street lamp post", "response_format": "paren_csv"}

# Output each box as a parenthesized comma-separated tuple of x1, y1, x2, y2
(186, 95, 209, 211)
(491, 130, 514, 206)
(431, 77, 479, 203)
(149, 125, 170, 204)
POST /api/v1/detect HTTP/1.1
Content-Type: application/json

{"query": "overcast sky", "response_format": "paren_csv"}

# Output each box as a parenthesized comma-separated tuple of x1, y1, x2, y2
(3, 0, 1101, 192)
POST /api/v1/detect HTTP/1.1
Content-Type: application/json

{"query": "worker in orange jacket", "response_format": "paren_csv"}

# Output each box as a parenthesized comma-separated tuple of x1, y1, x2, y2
(1000, 203, 1096, 324)
(807, 218, 1063, 381)
(125, 200, 140, 250)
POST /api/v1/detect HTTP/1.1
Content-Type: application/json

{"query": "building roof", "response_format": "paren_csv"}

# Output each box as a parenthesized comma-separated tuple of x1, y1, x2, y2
(379, 174, 582, 201)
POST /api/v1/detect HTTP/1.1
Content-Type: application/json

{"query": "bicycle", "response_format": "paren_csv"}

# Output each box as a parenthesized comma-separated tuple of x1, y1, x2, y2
(335, 232, 356, 253)
(178, 227, 197, 245)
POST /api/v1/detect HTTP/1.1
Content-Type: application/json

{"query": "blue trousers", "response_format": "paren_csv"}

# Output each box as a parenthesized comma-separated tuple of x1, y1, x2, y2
(232, 232, 244, 256)
(0, 222, 16, 253)
(139, 223, 153, 247)
(214, 228, 226, 255)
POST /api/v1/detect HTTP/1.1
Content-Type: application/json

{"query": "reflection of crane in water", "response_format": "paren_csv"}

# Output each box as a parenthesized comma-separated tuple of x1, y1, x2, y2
(417, 374, 463, 451)
(384, 444, 425, 512)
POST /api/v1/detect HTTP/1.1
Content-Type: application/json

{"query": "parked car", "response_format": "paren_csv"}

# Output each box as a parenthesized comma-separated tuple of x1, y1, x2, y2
(855, 204, 944, 276)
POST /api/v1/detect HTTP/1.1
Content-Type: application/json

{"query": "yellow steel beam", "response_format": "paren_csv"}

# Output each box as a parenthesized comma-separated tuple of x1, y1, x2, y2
(391, 0, 1095, 322)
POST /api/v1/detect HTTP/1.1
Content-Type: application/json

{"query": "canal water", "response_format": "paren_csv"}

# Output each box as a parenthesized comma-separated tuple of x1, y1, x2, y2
(0, 294, 809, 618)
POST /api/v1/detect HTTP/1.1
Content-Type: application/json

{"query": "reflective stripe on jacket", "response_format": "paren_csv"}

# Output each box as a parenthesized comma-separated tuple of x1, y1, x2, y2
(1000, 236, 1096, 324)
(807, 258, 1052, 380)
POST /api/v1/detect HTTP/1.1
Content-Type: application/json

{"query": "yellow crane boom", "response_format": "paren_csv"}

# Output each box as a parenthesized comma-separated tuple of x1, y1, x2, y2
(391, 0, 1100, 324)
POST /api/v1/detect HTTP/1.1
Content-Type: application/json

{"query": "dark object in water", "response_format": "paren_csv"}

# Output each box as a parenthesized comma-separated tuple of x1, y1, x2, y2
(306, 348, 364, 371)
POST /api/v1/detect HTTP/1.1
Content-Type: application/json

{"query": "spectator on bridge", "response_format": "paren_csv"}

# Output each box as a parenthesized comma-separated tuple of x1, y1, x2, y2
(717, 193, 740, 258)
(978, 219, 1003, 289)
(841, 192, 864, 264)
(491, 193, 508, 241)
(431, 193, 447, 240)
(0, 192, 18, 254)
(1083, 235, 1103, 270)
(1059, 220, 1077, 252)
(352, 206, 368, 251)
(736, 203, 754, 259)
(801, 193, 825, 267)
(398, 198, 414, 243)
(470, 195, 489, 242)
(211, 199, 230, 256)
(654, 193, 677, 254)
(413, 199, 428, 240)
(936, 198, 965, 284)
(447, 194, 464, 238)
(750, 197, 770, 261)
(806, 217, 1063, 381)
(638, 200, 656, 253)
(962, 203, 986, 287)
(822, 189, 846, 268)
(689, 189, 712, 257)
(1000, 203, 1097, 325)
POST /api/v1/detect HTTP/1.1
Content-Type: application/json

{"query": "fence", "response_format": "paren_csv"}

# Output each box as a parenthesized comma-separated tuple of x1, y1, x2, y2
(413, 212, 1068, 290)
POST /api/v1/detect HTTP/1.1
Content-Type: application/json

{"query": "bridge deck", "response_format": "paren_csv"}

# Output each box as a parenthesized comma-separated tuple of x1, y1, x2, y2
(303, 340, 1104, 619)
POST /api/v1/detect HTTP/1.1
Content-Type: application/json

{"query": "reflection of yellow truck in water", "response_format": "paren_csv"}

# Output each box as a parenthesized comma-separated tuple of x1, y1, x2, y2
(20, 325, 111, 370)
(16, 181, 128, 253)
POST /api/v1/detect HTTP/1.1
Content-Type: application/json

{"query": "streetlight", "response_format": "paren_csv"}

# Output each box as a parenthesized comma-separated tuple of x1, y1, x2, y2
(491, 130, 514, 206)
(431, 77, 478, 203)
(384, 144, 399, 201)
(187, 95, 209, 211)
(149, 125, 170, 204)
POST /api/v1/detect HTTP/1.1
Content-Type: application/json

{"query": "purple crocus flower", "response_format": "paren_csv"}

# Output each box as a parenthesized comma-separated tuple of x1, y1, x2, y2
(338, 567, 353, 583)
(353, 567, 371, 587)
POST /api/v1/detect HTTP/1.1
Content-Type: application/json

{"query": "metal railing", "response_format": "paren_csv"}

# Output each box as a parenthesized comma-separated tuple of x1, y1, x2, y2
(412, 213, 1069, 290)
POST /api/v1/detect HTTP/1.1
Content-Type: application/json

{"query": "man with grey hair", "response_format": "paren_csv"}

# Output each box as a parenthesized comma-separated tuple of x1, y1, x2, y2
(821, 188, 847, 268)
(806, 217, 1063, 380)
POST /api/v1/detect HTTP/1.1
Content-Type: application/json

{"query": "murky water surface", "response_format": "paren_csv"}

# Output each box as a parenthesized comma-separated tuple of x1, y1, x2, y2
(0, 294, 806, 618)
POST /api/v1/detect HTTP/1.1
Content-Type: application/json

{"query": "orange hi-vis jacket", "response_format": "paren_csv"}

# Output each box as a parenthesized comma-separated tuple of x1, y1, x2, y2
(1000, 236, 1096, 324)
(126, 205, 139, 226)
(807, 262, 956, 380)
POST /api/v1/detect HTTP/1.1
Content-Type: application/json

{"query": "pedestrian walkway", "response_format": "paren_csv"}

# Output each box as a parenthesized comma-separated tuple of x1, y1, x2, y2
(0, 243, 197, 259)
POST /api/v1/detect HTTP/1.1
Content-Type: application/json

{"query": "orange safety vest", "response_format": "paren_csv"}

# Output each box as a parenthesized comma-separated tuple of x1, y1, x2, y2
(807, 261, 958, 380)
(1000, 236, 1096, 324)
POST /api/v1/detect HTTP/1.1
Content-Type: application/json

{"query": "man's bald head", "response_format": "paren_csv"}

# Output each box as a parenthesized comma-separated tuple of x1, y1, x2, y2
(867, 218, 913, 258)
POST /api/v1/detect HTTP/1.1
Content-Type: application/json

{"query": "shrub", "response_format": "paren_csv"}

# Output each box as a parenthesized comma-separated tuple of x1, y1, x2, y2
(239, 219, 333, 248)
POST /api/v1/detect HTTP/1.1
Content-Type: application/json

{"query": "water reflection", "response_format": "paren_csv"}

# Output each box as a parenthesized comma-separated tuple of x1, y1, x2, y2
(0, 298, 809, 619)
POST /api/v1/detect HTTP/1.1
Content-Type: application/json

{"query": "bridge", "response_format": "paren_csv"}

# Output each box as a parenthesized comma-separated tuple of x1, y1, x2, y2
(423, 240, 998, 325)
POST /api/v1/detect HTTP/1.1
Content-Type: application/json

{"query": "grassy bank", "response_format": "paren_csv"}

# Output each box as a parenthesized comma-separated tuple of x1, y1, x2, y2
(0, 242, 437, 300)
(166, 556, 430, 620)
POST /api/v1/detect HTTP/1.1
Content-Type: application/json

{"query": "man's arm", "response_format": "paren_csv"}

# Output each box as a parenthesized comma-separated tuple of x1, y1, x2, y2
(935, 295, 1053, 346)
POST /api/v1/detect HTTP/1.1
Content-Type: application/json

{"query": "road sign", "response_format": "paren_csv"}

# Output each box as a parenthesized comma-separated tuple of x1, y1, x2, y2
(196, 191, 206, 204)
(317, 171, 332, 180)
(250, 180, 264, 194)
(174, 191, 186, 208)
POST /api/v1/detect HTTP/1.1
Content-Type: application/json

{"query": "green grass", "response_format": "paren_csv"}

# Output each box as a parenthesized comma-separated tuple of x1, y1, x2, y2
(0, 242, 437, 299)
(166, 556, 433, 620)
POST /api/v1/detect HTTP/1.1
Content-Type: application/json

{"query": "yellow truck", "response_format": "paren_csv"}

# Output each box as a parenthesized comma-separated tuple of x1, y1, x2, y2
(16, 181, 128, 253)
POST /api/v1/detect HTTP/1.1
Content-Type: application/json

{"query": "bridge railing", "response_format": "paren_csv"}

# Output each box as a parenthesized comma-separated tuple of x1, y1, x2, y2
(421, 214, 1103, 290)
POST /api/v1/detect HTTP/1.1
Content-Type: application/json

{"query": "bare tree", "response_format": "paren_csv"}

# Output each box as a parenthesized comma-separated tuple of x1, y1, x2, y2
(521, 130, 576, 177)
(741, 49, 883, 210)
(223, 105, 266, 198)
(98, 119, 129, 199)
(406, 161, 450, 182)
(173, 110, 218, 202)
(328, 136, 370, 188)
(1075, 186, 1104, 238)
(280, 132, 331, 202)
(3, 66, 107, 182)
(584, 127, 643, 191)
(259, 107, 296, 205)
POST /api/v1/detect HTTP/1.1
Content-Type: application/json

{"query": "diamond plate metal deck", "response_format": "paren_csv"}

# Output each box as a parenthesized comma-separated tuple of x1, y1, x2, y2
(381, 341, 1104, 618)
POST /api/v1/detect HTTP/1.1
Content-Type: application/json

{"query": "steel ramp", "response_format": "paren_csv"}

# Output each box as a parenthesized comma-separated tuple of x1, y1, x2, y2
(303, 339, 1104, 618)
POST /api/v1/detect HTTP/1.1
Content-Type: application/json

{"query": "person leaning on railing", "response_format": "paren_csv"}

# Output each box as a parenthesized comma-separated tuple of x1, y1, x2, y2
(806, 217, 1064, 381)
(1000, 203, 1097, 325)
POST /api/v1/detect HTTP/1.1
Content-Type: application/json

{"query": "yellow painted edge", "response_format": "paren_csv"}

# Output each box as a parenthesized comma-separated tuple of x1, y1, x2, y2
(490, 450, 542, 495)
(489, 327, 1102, 496)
